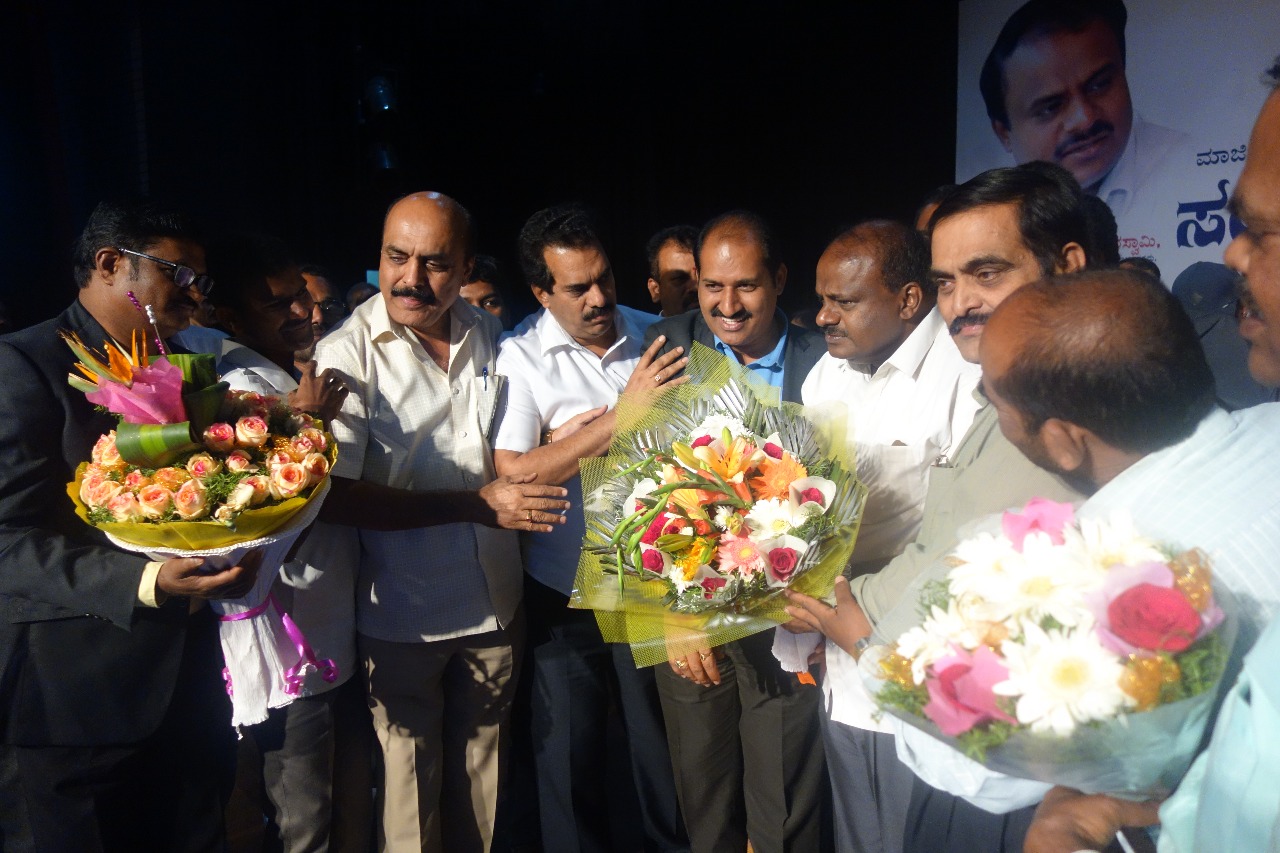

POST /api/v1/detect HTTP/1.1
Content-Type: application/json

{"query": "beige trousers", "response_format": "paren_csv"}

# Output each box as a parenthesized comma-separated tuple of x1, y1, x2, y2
(360, 618, 521, 853)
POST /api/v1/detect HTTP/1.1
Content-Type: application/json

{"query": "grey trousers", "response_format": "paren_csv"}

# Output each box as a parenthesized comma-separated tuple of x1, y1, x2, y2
(822, 718, 915, 853)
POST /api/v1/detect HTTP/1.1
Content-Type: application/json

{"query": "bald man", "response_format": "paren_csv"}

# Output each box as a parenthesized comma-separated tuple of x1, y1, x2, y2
(801, 220, 980, 853)
(315, 192, 571, 852)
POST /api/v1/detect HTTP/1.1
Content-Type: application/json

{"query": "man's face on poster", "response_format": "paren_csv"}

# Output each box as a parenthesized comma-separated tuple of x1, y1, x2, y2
(993, 19, 1134, 190)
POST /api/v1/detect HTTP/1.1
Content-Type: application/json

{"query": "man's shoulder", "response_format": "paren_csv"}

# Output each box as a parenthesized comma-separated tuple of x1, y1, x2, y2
(644, 309, 701, 347)
(784, 323, 826, 370)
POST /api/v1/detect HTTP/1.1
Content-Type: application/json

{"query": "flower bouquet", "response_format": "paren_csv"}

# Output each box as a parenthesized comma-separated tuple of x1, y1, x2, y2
(62, 332, 338, 727)
(572, 343, 866, 667)
(865, 498, 1235, 804)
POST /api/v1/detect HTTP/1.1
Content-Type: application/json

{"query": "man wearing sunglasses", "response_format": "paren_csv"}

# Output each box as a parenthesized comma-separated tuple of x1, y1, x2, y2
(0, 199, 259, 851)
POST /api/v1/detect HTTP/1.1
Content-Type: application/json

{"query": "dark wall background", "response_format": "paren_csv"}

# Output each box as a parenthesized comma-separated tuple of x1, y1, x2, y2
(1, 0, 959, 330)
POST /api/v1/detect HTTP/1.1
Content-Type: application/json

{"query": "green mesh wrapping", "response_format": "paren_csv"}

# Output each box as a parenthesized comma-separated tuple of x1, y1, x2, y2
(570, 342, 867, 667)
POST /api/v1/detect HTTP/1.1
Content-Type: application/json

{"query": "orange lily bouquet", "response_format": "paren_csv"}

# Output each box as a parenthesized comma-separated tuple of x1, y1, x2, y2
(62, 332, 338, 727)
(573, 343, 866, 666)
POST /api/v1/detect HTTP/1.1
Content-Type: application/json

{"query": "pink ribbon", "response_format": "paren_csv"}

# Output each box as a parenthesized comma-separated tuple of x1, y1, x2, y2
(217, 593, 338, 697)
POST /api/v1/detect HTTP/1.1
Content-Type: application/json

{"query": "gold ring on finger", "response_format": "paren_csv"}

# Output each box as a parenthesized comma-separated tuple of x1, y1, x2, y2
(698, 651, 712, 662)
(674, 659, 688, 669)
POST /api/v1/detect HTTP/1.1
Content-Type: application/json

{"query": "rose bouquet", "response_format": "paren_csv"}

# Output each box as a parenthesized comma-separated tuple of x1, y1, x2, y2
(572, 343, 866, 666)
(62, 332, 337, 727)
(866, 498, 1235, 803)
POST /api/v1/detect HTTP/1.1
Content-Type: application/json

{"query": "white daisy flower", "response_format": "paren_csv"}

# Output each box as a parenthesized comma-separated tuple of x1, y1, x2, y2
(744, 498, 794, 538)
(689, 414, 751, 443)
(994, 619, 1133, 736)
(1077, 511, 1166, 572)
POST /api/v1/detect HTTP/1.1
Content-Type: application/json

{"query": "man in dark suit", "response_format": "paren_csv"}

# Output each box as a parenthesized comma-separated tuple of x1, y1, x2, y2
(643, 210, 830, 853)
(0, 200, 261, 852)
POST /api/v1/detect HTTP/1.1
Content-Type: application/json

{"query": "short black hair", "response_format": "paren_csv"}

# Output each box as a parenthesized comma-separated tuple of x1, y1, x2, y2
(915, 184, 958, 230)
(298, 263, 333, 281)
(517, 204, 603, 292)
(1081, 194, 1121, 267)
(72, 199, 201, 288)
(991, 268, 1215, 454)
(696, 210, 782, 277)
(1266, 54, 1280, 90)
(831, 220, 933, 297)
(204, 233, 296, 310)
(980, 0, 1129, 128)
(1117, 255, 1161, 282)
(646, 225, 698, 280)
(468, 254, 504, 287)
(932, 160, 1090, 274)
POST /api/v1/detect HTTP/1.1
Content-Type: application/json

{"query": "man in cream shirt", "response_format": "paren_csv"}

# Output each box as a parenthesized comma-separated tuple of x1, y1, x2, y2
(799, 219, 980, 853)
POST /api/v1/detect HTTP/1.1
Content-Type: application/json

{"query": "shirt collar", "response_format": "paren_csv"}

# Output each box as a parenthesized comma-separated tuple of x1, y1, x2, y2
(534, 305, 638, 359)
(369, 294, 480, 347)
(853, 307, 946, 380)
(713, 311, 789, 371)
(1096, 114, 1145, 214)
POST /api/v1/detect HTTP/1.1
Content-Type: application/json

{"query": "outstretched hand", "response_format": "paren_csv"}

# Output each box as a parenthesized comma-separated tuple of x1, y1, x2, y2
(156, 549, 264, 601)
(1024, 786, 1162, 853)
(784, 576, 873, 657)
(478, 473, 571, 532)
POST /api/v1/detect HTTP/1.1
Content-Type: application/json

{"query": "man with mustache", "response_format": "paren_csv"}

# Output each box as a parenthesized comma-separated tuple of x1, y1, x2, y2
(800, 219, 981, 853)
(643, 211, 829, 853)
(491, 204, 689, 853)
(0, 200, 261, 851)
(314, 191, 571, 852)
(981, 0, 1188, 261)
(784, 161, 1089, 851)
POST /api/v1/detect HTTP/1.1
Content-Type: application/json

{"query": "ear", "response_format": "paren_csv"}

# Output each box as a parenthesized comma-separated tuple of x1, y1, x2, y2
(646, 277, 661, 305)
(531, 283, 552, 308)
(1056, 242, 1087, 274)
(461, 257, 475, 283)
(774, 263, 788, 294)
(1037, 418, 1090, 475)
(992, 119, 1014, 153)
(95, 247, 125, 284)
(898, 282, 924, 320)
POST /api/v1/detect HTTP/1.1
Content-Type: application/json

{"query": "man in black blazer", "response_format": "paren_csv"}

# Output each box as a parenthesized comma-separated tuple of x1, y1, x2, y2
(0, 200, 260, 852)
(643, 211, 830, 853)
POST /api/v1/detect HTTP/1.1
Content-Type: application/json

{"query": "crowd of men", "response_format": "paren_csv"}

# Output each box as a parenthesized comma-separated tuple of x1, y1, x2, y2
(2, 15, 1279, 853)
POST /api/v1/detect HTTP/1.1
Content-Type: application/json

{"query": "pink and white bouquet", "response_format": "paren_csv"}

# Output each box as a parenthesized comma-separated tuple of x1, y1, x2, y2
(868, 498, 1234, 799)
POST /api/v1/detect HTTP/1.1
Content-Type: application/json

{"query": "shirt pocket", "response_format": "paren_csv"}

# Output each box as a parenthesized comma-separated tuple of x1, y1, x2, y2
(475, 372, 505, 440)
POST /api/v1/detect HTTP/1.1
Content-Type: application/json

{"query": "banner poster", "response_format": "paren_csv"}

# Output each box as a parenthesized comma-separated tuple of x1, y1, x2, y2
(955, 0, 1280, 284)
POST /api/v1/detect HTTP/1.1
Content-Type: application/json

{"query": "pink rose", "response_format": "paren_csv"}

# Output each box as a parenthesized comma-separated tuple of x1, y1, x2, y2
(799, 487, 824, 507)
(921, 645, 1017, 736)
(107, 492, 143, 522)
(301, 452, 329, 486)
(767, 547, 799, 584)
(264, 450, 294, 470)
(1001, 498, 1076, 552)
(79, 465, 108, 505)
(287, 434, 317, 461)
(122, 469, 152, 490)
(185, 452, 223, 480)
(84, 478, 124, 509)
(202, 422, 236, 453)
(1107, 584, 1202, 653)
(224, 450, 259, 474)
(269, 463, 309, 500)
(691, 434, 714, 448)
(239, 475, 271, 506)
(701, 577, 727, 599)
(234, 416, 270, 448)
(137, 485, 175, 518)
(173, 479, 210, 520)
(224, 481, 258, 511)
(763, 442, 784, 459)
(91, 432, 123, 468)
(297, 427, 328, 452)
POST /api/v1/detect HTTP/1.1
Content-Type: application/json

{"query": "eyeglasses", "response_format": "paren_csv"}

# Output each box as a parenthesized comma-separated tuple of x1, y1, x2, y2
(117, 247, 215, 297)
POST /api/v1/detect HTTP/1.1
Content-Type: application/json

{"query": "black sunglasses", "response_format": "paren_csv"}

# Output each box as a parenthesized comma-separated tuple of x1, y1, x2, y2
(118, 247, 215, 297)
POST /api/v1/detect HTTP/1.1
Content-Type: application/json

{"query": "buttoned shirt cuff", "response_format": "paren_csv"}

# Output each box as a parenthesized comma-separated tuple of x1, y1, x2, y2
(138, 561, 167, 608)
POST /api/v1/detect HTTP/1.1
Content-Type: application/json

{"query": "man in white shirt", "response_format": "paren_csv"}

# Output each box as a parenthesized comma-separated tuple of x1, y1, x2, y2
(799, 220, 980, 853)
(493, 204, 690, 853)
(315, 192, 571, 853)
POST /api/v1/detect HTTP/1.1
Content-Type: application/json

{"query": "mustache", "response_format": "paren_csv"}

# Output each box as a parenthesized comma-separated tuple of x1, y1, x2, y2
(1237, 278, 1263, 322)
(819, 325, 847, 337)
(1054, 121, 1114, 160)
(948, 314, 989, 336)
(710, 307, 751, 322)
(390, 286, 436, 303)
(584, 305, 615, 321)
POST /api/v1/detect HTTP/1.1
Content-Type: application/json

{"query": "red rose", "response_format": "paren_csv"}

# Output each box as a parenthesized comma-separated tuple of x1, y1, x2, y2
(691, 435, 714, 448)
(641, 550, 665, 572)
(763, 442, 784, 459)
(799, 487, 824, 507)
(1107, 583, 1202, 653)
(768, 547, 799, 583)
(701, 577, 727, 599)
(641, 514, 667, 545)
